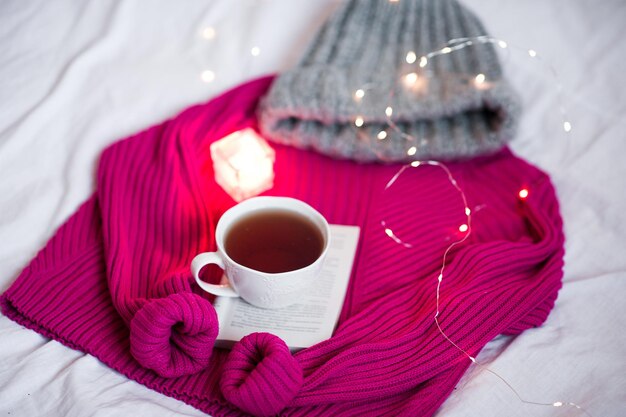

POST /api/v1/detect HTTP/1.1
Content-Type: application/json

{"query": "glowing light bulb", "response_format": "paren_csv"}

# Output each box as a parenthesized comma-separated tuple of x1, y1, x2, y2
(202, 27, 216, 39)
(459, 224, 468, 233)
(437, 273, 443, 282)
(563, 121, 572, 132)
(385, 228, 394, 237)
(201, 70, 215, 83)
(441, 47, 452, 54)
(385, 106, 393, 117)
(465, 207, 471, 216)
(419, 56, 428, 68)
(355, 116, 364, 127)
(411, 161, 421, 167)
(406, 51, 417, 64)
(251, 46, 261, 56)
(519, 188, 529, 199)
(553, 402, 563, 407)
(404, 72, 418, 86)
(498, 40, 507, 48)
(528, 49, 537, 58)
(407, 146, 417, 156)
(377, 130, 388, 140)
(475, 73, 486, 84)
(354, 89, 365, 100)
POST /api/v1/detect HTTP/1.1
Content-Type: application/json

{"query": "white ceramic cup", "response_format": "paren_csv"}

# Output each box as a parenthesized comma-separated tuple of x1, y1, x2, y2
(191, 196, 330, 309)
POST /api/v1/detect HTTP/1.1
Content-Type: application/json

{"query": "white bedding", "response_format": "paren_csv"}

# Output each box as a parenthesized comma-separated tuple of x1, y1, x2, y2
(1, 1, 624, 416)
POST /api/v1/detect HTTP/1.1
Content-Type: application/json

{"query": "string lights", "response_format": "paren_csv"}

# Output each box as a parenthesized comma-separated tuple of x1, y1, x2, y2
(201, 70, 215, 83)
(198, 26, 262, 85)
(196, 14, 590, 416)
(354, 35, 572, 159)
(200, 26, 218, 83)
(382, 160, 593, 416)
(375, 36, 592, 416)
(202, 26, 216, 40)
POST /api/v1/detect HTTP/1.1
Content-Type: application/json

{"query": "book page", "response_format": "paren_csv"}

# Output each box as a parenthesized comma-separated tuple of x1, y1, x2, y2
(213, 224, 360, 350)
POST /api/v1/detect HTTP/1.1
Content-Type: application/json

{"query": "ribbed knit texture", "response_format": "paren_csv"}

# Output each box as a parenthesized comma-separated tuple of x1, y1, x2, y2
(1, 76, 563, 417)
(221, 333, 303, 416)
(258, 0, 521, 162)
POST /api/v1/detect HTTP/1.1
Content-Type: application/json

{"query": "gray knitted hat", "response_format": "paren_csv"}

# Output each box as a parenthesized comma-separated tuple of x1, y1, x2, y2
(258, 0, 521, 162)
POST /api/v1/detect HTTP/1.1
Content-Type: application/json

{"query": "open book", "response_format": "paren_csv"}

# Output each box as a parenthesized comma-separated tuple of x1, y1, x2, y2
(213, 225, 360, 351)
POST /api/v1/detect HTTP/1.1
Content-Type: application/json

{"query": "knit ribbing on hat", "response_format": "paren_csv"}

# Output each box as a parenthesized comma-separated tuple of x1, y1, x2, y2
(1, 77, 562, 417)
(258, 0, 521, 162)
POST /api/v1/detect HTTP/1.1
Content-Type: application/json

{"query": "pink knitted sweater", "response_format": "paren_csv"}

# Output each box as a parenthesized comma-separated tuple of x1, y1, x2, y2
(1, 77, 564, 417)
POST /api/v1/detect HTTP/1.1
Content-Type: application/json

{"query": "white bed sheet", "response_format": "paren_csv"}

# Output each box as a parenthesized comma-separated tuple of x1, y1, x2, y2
(1, 1, 624, 416)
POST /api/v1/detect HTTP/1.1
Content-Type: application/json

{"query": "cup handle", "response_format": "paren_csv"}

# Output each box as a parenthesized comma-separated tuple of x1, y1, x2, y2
(191, 252, 239, 297)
